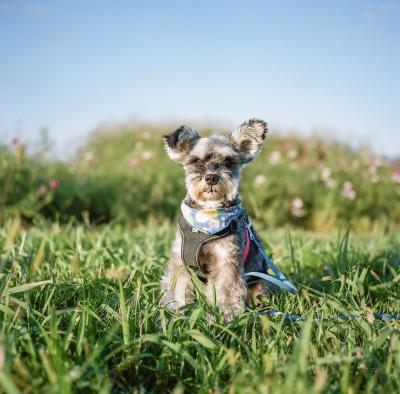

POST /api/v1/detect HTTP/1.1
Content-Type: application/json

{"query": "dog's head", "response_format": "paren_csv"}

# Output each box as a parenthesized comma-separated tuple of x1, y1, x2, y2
(163, 119, 268, 207)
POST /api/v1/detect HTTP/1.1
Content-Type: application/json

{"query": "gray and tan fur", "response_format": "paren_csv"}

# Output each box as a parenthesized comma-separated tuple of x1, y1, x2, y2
(160, 119, 268, 321)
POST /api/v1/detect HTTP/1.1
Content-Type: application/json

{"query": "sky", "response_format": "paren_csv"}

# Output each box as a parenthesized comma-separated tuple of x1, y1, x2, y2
(1, 0, 399, 157)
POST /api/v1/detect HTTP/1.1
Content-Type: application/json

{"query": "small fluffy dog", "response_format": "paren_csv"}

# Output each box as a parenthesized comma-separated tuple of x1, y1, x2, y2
(160, 119, 269, 321)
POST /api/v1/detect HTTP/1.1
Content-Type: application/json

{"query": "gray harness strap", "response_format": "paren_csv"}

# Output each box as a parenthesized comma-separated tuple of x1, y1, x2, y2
(178, 215, 236, 280)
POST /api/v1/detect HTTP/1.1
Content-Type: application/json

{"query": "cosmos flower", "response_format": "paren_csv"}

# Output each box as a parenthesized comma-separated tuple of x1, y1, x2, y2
(320, 167, 331, 182)
(269, 151, 282, 166)
(325, 178, 337, 189)
(142, 151, 154, 160)
(291, 197, 305, 217)
(287, 149, 298, 159)
(254, 174, 266, 187)
(283, 141, 293, 151)
(299, 158, 310, 167)
(393, 167, 400, 183)
(128, 157, 139, 166)
(341, 181, 356, 200)
(373, 157, 388, 168)
(37, 185, 48, 196)
(49, 179, 60, 189)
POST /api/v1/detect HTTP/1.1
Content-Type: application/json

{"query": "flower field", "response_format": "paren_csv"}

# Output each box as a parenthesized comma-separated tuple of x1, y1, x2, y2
(1, 123, 400, 232)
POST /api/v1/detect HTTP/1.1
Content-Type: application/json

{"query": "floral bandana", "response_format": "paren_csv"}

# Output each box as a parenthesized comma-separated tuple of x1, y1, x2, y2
(181, 201, 243, 235)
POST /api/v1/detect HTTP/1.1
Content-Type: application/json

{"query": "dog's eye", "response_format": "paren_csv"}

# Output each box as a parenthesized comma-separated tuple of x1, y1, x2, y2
(188, 157, 200, 165)
(223, 158, 233, 167)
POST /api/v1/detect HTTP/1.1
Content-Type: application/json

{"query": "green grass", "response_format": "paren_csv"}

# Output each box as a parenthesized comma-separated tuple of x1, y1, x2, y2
(0, 219, 399, 393)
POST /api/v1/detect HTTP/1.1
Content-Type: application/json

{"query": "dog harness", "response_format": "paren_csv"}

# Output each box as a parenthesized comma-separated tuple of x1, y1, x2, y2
(178, 205, 250, 281)
(179, 202, 297, 293)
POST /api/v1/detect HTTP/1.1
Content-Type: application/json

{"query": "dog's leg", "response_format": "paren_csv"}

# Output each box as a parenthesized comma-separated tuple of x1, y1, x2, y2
(160, 264, 193, 310)
(205, 241, 246, 322)
(206, 268, 246, 322)
(160, 231, 194, 310)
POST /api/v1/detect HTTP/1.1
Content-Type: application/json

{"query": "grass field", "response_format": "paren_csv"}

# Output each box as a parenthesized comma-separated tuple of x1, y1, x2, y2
(1, 219, 399, 393)
(1, 123, 399, 392)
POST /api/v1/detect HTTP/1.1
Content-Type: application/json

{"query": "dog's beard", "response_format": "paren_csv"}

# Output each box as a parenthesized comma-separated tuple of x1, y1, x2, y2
(186, 172, 238, 205)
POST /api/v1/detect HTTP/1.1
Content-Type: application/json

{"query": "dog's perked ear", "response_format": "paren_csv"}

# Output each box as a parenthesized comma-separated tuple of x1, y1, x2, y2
(163, 126, 200, 163)
(228, 119, 268, 164)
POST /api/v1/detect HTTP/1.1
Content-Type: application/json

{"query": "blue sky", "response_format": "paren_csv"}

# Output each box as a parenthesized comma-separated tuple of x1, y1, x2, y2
(1, 0, 399, 156)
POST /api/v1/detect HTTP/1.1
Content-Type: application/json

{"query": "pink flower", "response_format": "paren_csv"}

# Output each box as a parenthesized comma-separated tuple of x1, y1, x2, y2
(393, 167, 400, 183)
(299, 158, 310, 167)
(291, 197, 305, 217)
(324, 178, 336, 189)
(37, 185, 48, 196)
(373, 157, 388, 168)
(283, 141, 293, 151)
(49, 179, 60, 189)
(128, 158, 139, 166)
(341, 181, 356, 200)
(292, 197, 303, 210)
(11, 137, 19, 145)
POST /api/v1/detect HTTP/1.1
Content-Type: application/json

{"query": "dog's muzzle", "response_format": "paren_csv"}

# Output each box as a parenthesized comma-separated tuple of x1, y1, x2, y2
(205, 173, 220, 186)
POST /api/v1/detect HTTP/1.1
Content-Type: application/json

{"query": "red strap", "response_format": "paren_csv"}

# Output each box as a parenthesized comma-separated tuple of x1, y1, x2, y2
(243, 226, 250, 263)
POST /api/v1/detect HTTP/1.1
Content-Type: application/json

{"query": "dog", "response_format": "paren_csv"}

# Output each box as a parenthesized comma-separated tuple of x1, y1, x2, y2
(160, 119, 269, 321)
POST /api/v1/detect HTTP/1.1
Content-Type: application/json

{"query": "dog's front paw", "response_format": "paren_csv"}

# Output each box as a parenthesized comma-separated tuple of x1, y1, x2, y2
(160, 293, 183, 311)
(221, 304, 243, 322)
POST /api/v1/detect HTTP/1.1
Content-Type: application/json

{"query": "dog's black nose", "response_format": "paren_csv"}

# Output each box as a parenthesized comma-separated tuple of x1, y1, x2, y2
(205, 173, 220, 185)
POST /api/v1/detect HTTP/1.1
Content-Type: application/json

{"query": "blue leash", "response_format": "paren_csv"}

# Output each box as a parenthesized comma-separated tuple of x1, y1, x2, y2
(244, 221, 400, 322)
(252, 309, 400, 322)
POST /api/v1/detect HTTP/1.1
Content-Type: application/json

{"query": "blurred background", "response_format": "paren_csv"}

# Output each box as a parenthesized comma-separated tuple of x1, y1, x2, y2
(1, 0, 399, 232)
